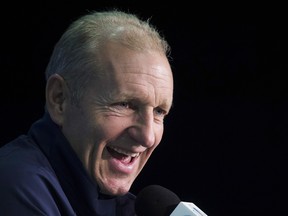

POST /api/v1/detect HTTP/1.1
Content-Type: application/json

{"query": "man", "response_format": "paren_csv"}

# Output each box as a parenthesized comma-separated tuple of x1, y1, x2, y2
(0, 9, 174, 215)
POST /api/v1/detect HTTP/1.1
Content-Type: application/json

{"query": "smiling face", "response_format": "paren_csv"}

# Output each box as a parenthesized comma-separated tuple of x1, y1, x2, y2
(46, 42, 173, 196)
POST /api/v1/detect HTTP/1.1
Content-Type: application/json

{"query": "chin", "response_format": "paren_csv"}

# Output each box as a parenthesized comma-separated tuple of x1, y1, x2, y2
(100, 182, 131, 196)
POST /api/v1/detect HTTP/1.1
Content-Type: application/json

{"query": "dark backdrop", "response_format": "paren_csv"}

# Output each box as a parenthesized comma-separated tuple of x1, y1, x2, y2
(1, 2, 287, 216)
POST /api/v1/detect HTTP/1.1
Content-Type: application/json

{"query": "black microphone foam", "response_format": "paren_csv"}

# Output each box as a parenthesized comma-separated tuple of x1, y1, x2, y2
(135, 185, 181, 216)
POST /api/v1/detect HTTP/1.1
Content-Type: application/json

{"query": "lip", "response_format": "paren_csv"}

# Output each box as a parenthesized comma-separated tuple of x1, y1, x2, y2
(106, 146, 140, 175)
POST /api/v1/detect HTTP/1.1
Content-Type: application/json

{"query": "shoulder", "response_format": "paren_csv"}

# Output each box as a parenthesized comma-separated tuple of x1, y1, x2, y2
(0, 134, 60, 188)
(0, 135, 74, 215)
(0, 134, 59, 191)
(0, 135, 53, 175)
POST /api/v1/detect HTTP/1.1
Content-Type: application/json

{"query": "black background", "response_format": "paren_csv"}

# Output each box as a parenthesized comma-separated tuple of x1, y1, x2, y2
(1, 1, 288, 215)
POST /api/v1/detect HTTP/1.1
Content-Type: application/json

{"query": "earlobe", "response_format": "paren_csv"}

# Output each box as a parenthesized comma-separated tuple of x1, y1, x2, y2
(45, 74, 68, 126)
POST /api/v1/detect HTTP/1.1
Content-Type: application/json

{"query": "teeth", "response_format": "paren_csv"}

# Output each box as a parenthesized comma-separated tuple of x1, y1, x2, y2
(109, 146, 140, 157)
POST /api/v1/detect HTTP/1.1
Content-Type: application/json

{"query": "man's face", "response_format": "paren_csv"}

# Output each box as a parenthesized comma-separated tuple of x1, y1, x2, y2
(61, 43, 174, 196)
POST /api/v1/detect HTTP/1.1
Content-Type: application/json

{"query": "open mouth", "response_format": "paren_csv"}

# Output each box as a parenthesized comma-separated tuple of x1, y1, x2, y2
(107, 146, 140, 164)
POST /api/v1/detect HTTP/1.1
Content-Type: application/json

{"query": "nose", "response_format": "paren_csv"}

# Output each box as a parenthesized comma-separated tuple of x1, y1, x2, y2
(128, 112, 156, 148)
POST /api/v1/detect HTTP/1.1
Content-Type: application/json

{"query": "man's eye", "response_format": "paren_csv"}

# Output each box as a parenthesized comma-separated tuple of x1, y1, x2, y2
(113, 102, 131, 109)
(154, 108, 166, 117)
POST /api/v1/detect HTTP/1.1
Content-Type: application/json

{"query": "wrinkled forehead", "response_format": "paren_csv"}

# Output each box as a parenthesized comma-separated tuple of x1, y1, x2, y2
(100, 42, 173, 83)
(94, 44, 173, 107)
(116, 65, 173, 95)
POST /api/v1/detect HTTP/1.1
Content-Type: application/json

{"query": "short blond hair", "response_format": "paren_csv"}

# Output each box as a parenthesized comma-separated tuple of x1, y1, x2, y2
(45, 9, 171, 104)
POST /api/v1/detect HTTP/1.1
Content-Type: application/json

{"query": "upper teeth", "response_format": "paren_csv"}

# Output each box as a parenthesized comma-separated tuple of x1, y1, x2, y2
(109, 146, 140, 157)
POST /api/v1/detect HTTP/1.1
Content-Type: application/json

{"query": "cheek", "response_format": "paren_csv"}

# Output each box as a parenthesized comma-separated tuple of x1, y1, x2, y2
(62, 107, 97, 147)
(101, 116, 129, 134)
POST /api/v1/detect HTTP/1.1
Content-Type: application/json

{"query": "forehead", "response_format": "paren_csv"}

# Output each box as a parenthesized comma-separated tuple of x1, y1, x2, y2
(104, 42, 172, 80)
(97, 43, 174, 106)
(115, 69, 173, 105)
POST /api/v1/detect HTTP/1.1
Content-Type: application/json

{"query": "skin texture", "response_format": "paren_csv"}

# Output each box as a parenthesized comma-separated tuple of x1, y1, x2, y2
(46, 42, 174, 196)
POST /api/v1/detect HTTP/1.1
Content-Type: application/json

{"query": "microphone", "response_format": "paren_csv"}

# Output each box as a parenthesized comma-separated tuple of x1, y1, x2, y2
(135, 185, 208, 216)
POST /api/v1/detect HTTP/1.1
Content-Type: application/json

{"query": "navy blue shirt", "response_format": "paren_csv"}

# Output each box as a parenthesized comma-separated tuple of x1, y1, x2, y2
(0, 113, 136, 216)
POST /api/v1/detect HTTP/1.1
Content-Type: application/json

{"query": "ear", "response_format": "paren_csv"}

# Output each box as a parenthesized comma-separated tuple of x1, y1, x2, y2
(45, 74, 69, 126)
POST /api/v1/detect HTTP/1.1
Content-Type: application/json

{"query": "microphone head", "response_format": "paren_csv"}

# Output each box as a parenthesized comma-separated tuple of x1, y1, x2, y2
(135, 185, 181, 216)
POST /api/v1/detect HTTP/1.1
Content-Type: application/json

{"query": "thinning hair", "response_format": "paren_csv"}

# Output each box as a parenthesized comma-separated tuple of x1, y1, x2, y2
(45, 9, 171, 104)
